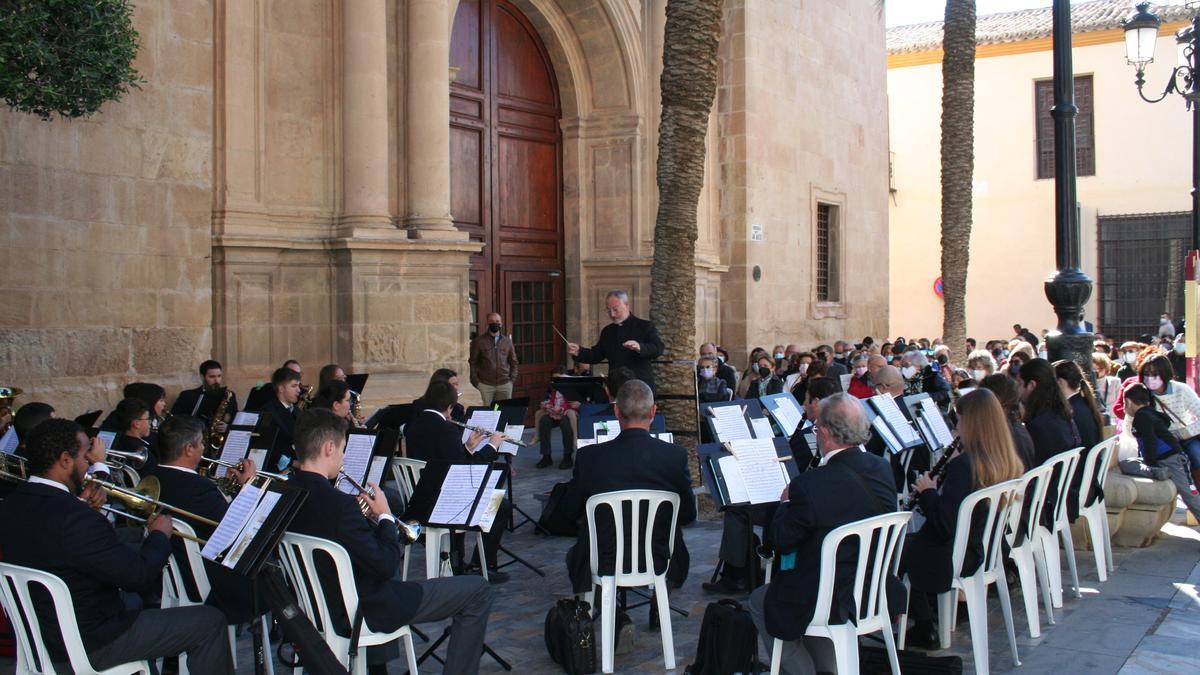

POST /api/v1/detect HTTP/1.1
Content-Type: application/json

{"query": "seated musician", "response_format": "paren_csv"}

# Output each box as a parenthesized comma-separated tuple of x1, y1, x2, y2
(124, 382, 168, 434)
(578, 366, 637, 420)
(149, 415, 260, 624)
(288, 409, 494, 675)
(898, 388, 1023, 648)
(0, 419, 233, 670)
(560, 379, 695, 594)
(749, 394, 896, 674)
(317, 363, 365, 425)
(786, 377, 841, 469)
(412, 368, 467, 422)
(312, 379, 358, 425)
(534, 366, 581, 469)
(12, 401, 55, 458)
(114, 397, 157, 473)
(262, 366, 301, 470)
(174, 359, 239, 434)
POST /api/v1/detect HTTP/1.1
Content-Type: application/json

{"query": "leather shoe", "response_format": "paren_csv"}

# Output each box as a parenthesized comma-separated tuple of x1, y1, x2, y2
(904, 620, 940, 650)
(559, 456, 574, 469)
(701, 576, 743, 595)
(485, 569, 510, 584)
(536, 456, 553, 468)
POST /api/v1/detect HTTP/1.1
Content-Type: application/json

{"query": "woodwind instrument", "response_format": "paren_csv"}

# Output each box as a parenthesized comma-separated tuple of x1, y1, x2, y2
(207, 388, 234, 453)
(447, 419, 528, 447)
(904, 437, 962, 511)
(351, 390, 365, 428)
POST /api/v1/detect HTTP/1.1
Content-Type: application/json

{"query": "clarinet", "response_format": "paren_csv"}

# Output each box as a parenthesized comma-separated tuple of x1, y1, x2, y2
(904, 437, 962, 511)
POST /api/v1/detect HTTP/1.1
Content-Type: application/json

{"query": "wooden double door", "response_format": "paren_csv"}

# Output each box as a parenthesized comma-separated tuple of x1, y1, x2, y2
(450, 0, 564, 402)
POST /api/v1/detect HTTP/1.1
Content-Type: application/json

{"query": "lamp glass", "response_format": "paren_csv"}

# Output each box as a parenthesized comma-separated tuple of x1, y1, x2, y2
(1126, 25, 1159, 66)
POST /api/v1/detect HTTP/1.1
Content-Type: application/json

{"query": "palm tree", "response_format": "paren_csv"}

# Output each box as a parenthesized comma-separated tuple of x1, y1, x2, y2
(649, 0, 722, 460)
(940, 0, 976, 363)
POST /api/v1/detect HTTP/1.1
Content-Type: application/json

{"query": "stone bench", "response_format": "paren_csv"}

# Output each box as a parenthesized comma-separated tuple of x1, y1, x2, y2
(1070, 470, 1177, 550)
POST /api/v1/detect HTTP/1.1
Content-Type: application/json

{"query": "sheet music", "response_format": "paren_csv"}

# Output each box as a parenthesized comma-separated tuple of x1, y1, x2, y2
(918, 398, 954, 449)
(221, 490, 281, 569)
(871, 417, 903, 455)
(474, 488, 508, 532)
(652, 432, 674, 443)
(717, 440, 789, 505)
(767, 397, 803, 436)
(717, 456, 751, 504)
(840, 374, 853, 391)
(430, 465, 493, 526)
(202, 483, 265, 560)
(0, 427, 17, 454)
(499, 424, 524, 455)
(338, 432, 376, 494)
(246, 448, 268, 472)
(214, 429, 252, 478)
(233, 411, 259, 426)
(461, 410, 502, 453)
(750, 416, 776, 439)
(97, 430, 117, 450)
(709, 405, 752, 441)
(576, 438, 598, 448)
(593, 419, 620, 438)
(367, 456, 388, 487)
(869, 395, 921, 446)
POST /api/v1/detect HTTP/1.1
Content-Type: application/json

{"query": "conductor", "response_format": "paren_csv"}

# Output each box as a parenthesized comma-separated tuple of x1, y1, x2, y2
(568, 290, 665, 391)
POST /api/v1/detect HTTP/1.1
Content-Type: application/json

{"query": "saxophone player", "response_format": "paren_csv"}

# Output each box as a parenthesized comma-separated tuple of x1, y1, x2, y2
(317, 364, 365, 426)
(311, 380, 363, 428)
(172, 360, 239, 435)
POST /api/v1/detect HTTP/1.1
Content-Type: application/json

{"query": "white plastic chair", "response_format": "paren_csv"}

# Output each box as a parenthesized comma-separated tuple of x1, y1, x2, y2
(768, 511, 912, 675)
(1004, 463, 1055, 637)
(1075, 437, 1119, 581)
(898, 478, 1023, 675)
(582, 490, 680, 674)
(391, 457, 488, 581)
(159, 520, 274, 675)
(0, 562, 152, 674)
(275, 532, 418, 675)
(1034, 447, 1083, 608)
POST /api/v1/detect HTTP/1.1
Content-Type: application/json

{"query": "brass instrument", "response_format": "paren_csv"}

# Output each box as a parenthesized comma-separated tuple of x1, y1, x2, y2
(904, 437, 962, 511)
(447, 420, 528, 448)
(297, 384, 315, 411)
(0, 454, 27, 482)
(105, 446, 149, 469)
(0, 386, 22, 431)
(207, 388, 234, 453)
(84, 474, 220, 530)
(336, 468, 422, 542)
(99, 506, 208, 545)
(199, 455, 288, 494)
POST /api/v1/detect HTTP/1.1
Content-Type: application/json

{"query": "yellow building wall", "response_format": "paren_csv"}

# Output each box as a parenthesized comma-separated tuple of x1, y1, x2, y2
(888, 37, 1193, 342)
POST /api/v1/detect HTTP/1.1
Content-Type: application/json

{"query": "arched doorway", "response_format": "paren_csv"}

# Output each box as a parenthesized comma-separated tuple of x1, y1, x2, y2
(450, 0, 564, 402)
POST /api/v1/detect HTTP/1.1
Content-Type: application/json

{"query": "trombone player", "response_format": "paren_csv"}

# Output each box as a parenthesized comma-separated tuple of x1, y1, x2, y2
(149, 415, 262, 625)
(0, 418, 232, 670)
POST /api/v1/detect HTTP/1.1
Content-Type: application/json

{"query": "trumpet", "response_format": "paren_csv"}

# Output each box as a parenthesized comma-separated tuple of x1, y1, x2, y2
(447, 420, 528, 448)
(105, 447, 149, 469)
(336, 469, 422, 543)
(199, 456, 288, 481)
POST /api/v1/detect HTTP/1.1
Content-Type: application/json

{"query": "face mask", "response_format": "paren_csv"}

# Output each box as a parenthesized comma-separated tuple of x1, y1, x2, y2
(973, 369, 987, 381)
(886, 355, 894, 364)
(1175, 342, 1186, 354)
(1144, 375, 1164, 391)
(900, 366, 917, 378)
(700, 368, 715, 378)
(854, 367, 867, 377)
(1037, 351, 1048, 360)
(1124, 352, 1137, 363)
(758, 366, 773, 378)
(717, 355, 726, 363)
(798, 363, 809, 376)
(487, 323, 501, 333)
(1001, 350, 1010, 359)
(773, 352, 784, 360)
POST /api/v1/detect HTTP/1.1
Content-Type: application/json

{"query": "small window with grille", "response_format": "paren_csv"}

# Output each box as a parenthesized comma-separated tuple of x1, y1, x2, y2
(815, 202, 841, 303)
(1035, 75, 1095, 179)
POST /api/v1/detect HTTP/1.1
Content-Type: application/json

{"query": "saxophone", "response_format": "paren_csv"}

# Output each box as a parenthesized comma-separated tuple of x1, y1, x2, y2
(207, 389, 233, 454)
(351, 390, 365, 427)
(297, 384, 315, 411)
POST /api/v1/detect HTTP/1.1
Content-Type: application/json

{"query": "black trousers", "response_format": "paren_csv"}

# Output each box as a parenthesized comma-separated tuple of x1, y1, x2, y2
(538, 414, 576, 458)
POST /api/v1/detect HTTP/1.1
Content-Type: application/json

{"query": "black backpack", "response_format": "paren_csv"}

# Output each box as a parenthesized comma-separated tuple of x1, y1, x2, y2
(685, 599, 759, 675)
(544, 598, 597, 674)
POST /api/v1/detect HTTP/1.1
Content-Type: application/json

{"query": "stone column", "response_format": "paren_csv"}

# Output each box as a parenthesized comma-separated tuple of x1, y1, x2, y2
(341, 0, 393, 233)
(404, 0, 463, 239)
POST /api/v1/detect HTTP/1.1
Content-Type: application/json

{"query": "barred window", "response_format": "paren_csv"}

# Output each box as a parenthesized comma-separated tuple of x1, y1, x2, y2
(1035, 75, 1095, 179)
(816, 203, 841, 302)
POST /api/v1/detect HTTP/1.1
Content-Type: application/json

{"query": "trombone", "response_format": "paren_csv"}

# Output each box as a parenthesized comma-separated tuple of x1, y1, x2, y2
(83, 474, 219, 541)
(447, 420, 529, 448)
(336, 468, 422, 543)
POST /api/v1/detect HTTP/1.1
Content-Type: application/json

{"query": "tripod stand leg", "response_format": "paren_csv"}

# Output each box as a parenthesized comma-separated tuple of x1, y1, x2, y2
(495, 544, 546, 576)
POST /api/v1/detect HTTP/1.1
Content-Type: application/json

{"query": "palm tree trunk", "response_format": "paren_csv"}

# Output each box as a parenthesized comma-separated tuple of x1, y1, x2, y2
(649, 0, 722, 475)
(940, 0, 976, 363)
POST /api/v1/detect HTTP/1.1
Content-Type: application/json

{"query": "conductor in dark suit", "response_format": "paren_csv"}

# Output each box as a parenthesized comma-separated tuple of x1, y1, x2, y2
(749, 394, 897, 675)
(567, 290, 665, 391)
(403, 380, 512, 579)
(262, 366, 301, 471)
(288, 409, 494, 675)
(561, 379, 696, 593)
(149, 415, 260, 624)
(0, 419, 232, 671)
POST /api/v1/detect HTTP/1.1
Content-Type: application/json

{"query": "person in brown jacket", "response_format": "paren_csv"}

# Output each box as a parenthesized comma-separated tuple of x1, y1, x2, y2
(469, 312, 520, 406)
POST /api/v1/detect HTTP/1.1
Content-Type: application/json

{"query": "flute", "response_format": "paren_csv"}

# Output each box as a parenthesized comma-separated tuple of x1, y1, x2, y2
(448, 420, 529, 448)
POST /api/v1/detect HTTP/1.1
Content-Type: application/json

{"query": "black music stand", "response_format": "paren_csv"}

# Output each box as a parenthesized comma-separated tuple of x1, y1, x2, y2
(74, 409, 102, 429)
(698, 399, 767, 444)
(243, 384, 273, 413)
(551, 375, 608, 405)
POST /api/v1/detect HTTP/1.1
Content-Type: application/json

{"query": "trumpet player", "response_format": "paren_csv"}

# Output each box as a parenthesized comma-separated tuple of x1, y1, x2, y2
(288, 409, 494, 675)
(0, 418, 233, 670)
(114, 397, 158, 474)
(148, 415, 262, 625)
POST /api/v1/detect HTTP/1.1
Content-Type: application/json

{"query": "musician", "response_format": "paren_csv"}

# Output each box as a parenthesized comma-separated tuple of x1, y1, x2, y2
(785, 377, 841, 470)
(898, 389, 1024, 648)
(404, 380, 512, 580)
(0, 419, 233, 670)
(312, 379, 355, 421)
(149, 415, 259, 624)
(114, 397, 157, 473)
(317, 363, 367, 426)
(12, 401, 55, 457)
(469, 312, 520, 407)
(560, 380, 695, 594)
(413, 368, 467, 423)
(749, 394, 896, 674)
(979, 373, 1036, 469)
(287, 409, 494, 675)
(173, 360, 239, 433)
(262, 366, 302, 470)
(567, 290, 664, 391)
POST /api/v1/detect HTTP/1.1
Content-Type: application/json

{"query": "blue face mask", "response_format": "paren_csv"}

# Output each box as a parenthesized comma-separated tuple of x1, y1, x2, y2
(886, 355, 894, 363)
(699, 368, 715, 378)
(1175, 342, 1186, 354)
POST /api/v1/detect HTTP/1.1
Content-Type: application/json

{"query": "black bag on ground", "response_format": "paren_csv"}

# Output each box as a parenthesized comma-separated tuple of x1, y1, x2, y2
(544, 597, 597, 674)
(860, 645, 962, 674)
(538, 481, 579, 536)
(685, 599, 759, 675)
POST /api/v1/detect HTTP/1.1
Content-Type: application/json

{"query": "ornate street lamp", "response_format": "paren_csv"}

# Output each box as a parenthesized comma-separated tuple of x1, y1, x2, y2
(1123, 2, 1200, 388)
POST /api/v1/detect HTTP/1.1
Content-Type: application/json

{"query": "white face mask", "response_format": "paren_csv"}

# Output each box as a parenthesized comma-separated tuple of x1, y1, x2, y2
(854, 367, 867, 377)
(1175, 342, 1186, 354)
(773, 353, 784, 360)
(1144, 375, 1164, 391)
(900, 366, 917, 379)
(797, 363, 809, 376)
(1123, 352, 1137, 363)
(1037, 351, 1048, 360)
(972, 369, 987, 381)
(699, 368, 715, 378)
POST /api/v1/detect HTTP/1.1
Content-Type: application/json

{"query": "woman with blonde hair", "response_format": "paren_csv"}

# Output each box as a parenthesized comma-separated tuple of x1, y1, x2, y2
(898, 388, 1025, 648)
(1092, 352, 1121, 416)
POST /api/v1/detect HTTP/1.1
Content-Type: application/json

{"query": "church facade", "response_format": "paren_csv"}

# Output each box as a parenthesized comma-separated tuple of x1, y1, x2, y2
(1, 0, 889, 411)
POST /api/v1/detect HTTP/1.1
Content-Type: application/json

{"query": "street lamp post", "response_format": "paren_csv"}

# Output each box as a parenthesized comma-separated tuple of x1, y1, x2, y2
(1045, 0, 1095, 374)
(1123, 2, 1200, 389)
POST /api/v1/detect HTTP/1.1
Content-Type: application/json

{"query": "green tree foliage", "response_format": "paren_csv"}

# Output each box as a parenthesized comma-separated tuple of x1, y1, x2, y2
(0, 0, 144, 120)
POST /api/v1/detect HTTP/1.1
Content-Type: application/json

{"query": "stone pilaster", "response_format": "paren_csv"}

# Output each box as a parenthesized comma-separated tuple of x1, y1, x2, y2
(340, 0, 393, 235)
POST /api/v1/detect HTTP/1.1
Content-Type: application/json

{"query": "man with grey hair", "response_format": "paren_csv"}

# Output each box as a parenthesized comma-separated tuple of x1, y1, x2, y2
(568, 290, 665, 391)
(560, 379, 695, 593)
(748, 393, 896, 675)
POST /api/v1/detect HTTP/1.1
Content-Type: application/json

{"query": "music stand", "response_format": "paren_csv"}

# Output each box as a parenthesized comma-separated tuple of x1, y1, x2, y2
(551, 375, 608, 405)
(344, 373, 369, 396)
(243, 385, 273, 413)
(698, 399, 768, 444)
(73, 409, 102, 429)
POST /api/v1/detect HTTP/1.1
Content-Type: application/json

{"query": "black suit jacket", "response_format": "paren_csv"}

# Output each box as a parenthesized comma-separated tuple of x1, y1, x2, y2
(560, 429, 695, 578)
(287, 470, 423, 632)
(172, 387, 240, 422)
(764, 448, 896, 640)
(0, 481, 171, 656)
(575, 314, 664, 390)
(904, 453, 986, 594)
(116, 433, 157, 474)
(403, 410, 498, 463)
(150, 465, 256, 623)
(262, 397, 297, 468)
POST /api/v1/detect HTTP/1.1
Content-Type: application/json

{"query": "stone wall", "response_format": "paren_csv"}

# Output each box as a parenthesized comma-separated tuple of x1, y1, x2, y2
(0, 1, 214, 413)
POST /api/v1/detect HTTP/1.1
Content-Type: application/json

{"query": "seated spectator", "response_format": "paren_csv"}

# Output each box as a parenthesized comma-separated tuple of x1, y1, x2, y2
(535, 368, 581, 469)
(750, 353, 785, 402)
(846, 353, 873, 399)
(1124, 384, 1200, 526)
(700, 342, 738, 392)
(697, 356, 732, 403)
(1092, 352, 1121, 418)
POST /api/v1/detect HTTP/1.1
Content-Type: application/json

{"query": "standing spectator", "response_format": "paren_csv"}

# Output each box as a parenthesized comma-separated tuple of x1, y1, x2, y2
(816, 344, 848, 379)
(1159, 313, 1177, 339)
(967, 349, 998, 383)
(1013, 323, 1040, 348)
(1115, 341, 1145, 381)
(1168, 336, 1187, 382)
(469, 312, 519, 407)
